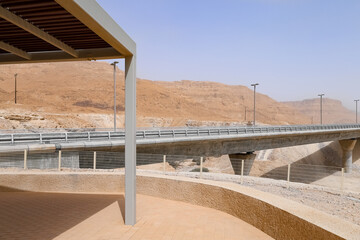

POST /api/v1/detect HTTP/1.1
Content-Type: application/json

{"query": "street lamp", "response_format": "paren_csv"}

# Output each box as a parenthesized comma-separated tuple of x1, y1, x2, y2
(14, 73, 17, 104)
(355, 99, 359, 124)
(111, 61, 119, 132)
(318, 94, 324, 124)
(251, 83, 259, 126)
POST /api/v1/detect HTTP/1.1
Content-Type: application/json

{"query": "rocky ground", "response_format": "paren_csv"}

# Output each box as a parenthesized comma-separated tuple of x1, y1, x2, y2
(249, 180, 360, 225)
(147, 170, 360, 226)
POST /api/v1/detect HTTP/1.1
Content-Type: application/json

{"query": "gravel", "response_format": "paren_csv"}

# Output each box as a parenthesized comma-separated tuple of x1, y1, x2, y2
(144, 170, 360, 226)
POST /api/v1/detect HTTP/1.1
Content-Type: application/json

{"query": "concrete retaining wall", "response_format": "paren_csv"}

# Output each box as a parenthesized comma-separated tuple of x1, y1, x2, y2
(0, 172, 358, 240)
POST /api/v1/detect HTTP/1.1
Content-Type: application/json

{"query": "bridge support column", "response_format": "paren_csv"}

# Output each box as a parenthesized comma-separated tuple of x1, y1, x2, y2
(229, 153, 256, 175)
(339, 139, 357, 173)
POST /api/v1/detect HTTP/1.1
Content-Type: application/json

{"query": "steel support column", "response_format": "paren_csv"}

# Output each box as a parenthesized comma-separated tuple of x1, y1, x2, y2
(125, 55, 136, 225)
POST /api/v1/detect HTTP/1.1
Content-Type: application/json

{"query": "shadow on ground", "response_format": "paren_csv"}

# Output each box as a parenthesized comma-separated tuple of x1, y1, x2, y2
(259, 142, 344, 184)
(0, 191, 124, 240)
(239, 142, 358, 183)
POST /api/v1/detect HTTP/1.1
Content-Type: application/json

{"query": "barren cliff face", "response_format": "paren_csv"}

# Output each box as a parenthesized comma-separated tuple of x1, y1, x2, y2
(0, 61, 319, 129)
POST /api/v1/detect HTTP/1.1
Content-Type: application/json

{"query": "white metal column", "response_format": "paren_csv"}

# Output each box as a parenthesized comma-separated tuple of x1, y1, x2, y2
(125, 54, 136, 225)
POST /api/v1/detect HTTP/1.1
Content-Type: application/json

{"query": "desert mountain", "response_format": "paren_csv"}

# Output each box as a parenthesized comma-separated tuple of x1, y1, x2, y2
(283, 99, 356, 124)
(0, 61, 311, 129)
(154, 80, 311, 125)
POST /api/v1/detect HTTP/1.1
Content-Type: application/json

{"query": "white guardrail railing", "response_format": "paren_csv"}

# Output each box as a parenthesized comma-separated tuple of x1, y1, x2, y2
(0, 124, 359, 145)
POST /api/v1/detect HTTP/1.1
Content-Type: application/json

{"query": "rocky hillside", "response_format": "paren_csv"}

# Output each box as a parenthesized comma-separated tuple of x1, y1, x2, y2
(0, 61, 311, 129)
(154, 80, 311, 125)
(283, 98, 355, 124)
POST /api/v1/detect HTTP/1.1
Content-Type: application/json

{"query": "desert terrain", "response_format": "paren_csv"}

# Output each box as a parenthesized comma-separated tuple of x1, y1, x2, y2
(283, 98, 356, 124)
(0, 61, 314, 129)
(0, 61, 356, 129)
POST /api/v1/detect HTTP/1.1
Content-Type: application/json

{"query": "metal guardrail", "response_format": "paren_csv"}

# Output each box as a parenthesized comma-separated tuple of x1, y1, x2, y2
(0, 124, 359, 145)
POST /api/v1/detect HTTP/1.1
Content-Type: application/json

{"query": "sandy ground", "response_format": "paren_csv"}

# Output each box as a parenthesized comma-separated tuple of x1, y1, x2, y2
(0, 192, 272, 240)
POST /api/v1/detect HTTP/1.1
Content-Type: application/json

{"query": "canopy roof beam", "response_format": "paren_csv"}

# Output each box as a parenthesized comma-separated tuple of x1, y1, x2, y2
(0, 41, 31, 60)
(0, 6, 79, 58)
(0, 47, 122, 64)
(56, 0, 135, 56)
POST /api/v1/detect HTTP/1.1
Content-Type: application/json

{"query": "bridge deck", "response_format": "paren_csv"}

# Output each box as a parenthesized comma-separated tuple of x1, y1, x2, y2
(1, 124, 360, 146)
(1, 124, 360, 156)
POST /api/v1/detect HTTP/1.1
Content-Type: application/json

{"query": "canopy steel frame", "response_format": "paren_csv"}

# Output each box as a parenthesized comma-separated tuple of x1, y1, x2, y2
(0, 0, 137, 226)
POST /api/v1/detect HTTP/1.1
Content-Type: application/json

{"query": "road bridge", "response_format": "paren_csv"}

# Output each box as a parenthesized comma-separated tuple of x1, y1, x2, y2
(0, 124, 359, 172)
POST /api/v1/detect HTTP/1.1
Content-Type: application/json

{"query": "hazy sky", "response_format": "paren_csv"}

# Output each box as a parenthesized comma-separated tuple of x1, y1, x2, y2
(97, 0, 360, 110)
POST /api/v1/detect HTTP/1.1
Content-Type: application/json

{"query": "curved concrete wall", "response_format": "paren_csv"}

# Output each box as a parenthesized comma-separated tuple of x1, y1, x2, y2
(0, 172, 358, 240)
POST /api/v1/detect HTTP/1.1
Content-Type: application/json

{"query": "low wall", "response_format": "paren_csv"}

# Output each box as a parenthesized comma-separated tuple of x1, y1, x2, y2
(0, 172, 358, 240)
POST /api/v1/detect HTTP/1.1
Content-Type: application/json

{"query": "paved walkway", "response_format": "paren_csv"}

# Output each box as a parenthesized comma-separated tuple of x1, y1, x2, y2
(0, 192, 272, 240)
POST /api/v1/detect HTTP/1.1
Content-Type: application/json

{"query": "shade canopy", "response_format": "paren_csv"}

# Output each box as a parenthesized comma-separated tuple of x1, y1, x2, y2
(0, 0, 138, 226)
(0, 0, 136, 64)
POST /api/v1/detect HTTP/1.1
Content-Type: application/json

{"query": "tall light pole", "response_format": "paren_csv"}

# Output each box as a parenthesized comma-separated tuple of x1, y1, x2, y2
(355, 99, 359, 124)
(251, 83, 259, 126)
(318, 94, 324, 124)
(14, 73, 17, 104)
(111, 61, 119, 132)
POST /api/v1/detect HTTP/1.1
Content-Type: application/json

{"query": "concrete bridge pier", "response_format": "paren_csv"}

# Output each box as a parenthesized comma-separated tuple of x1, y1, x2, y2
(229, 153, 256, 175)
(339, 139, 357, 173)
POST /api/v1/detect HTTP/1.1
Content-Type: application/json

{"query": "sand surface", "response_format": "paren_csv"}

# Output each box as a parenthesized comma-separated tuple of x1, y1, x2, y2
(0, 192, 272, 240)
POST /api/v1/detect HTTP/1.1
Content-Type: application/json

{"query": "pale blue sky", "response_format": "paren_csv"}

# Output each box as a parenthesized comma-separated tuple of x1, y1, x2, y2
(97, 0, 360, 109)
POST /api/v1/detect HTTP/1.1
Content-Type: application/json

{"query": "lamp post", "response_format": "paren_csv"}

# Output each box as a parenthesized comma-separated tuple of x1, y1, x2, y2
(318, 94, 324, 124)
(355, 99, 359, 124)
(251, 83, 259, 126)
(14, 73, 17, 104)
(111, 61, 119, 132)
